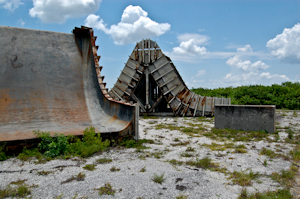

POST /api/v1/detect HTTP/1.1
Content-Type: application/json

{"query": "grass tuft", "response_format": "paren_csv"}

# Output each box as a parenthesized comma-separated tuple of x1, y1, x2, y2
(83, 164, 96, 171)
(98, 183, 115, 195)
(151, 173, 166, 184)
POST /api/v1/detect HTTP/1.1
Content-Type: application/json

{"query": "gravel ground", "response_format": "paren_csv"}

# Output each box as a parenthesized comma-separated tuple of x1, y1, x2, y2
(0, 110, 299, 199)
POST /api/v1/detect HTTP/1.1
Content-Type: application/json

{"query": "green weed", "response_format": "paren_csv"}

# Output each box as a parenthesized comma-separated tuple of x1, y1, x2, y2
(98, 183, 116, 195)
(61, 172, 85, 184)
(151, 173, 166, 184)
(270, 165, 298, 188)
(229, 170, 260, 186)
(0, 180, 31, 198)
(140, 166, 146, 172)
(110, 166, 120, 172)
(186, 157, 216, 169)
(96, 158, 112, 164)
(83, 164, 96, 171)
(238, 188, 292, 199)
(205, 128, 269, 142)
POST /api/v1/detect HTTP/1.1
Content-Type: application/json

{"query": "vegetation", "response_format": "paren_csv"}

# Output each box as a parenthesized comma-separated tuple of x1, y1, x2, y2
(14, 127, 110, 162)
(83, 164, 96, 171)
(0, 142, 8, 161)
(186, 157, 217, 170)
(192, 81, 300, 110)
(229, 170, 260, 186)
(61, 172, 85, 184)
(97, 183, 116, 196)
(96, 158, 112, 164)
(151, 173, 166, 184)
(0, 180, 31, 198)
(238, 188, 292, 199)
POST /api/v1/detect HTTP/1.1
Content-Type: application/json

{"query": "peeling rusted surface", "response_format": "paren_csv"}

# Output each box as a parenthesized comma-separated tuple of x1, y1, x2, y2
(0, 26, 138, 143)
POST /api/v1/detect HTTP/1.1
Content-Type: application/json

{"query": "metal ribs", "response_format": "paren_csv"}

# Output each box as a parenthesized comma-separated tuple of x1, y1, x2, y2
(109, 39, 231, 116)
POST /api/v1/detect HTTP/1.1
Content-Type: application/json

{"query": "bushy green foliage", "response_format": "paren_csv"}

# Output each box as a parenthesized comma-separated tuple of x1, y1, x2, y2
(0, 142, 8, 161)
(16, 127, 110, 161)
(34, 131, 69, 158)
(192, 81, 300, 110)
(68, 127, 110, 157)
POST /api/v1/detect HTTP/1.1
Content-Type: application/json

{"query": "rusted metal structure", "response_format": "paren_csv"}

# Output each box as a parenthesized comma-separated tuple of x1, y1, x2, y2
(109, 39, 230, 116)
(0, 26, 139, 144)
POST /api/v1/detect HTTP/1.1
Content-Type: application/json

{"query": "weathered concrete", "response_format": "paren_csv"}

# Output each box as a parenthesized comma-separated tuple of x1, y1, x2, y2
(214, 105, 276, 133)
(0, 26, 138, 142)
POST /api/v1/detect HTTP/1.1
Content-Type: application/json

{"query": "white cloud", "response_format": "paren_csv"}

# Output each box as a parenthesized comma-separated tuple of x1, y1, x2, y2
(0, 0, 23, 11)
(226, 45, 269, 71)
(173, 39, 207, 55)
(177, 33, 209, 45)
(29, 0, 101, 23)
(172, 33, 209, 55)
(18, 18, 25, 26)
(223, 44, 289, 86)
(196, 70, 206, 77)
(224, 71, 289, 84)
(267, 23, 300, 64)
(85, 5, 171, 45)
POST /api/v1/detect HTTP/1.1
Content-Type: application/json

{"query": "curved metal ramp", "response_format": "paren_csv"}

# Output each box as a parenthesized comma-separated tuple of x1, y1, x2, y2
(0, 26, 138, 142)
(109, 39, 230, 116)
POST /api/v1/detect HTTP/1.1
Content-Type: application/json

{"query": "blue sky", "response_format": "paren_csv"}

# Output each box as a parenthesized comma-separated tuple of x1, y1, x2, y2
(1, 0, 299, 89)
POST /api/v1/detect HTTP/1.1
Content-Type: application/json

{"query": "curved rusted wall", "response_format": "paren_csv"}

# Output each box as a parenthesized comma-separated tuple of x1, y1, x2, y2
(0, 26, 138, 142)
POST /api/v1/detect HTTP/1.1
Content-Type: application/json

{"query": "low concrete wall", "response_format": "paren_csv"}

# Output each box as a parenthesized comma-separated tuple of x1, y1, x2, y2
(214, 105, 276, 133)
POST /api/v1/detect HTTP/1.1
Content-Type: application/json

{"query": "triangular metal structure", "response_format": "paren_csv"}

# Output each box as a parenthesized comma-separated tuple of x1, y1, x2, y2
(109, 39, 230, 116)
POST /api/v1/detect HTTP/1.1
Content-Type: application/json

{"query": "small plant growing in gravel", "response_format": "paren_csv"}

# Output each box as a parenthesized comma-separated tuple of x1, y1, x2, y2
(180, 152, 194, 157)
(238, 188, 292, 199)
(185, 147, 195, 152)
(98, 183, 116, 195)
(168, 159, 184, 166)
(229, 170, 259, 186)
(260, 147, 277, 158)
(83, 164, 96, 171)
(0, 180, 31, 198)
(96, 158, 112, 164)
(139, 166, 146, 172)
(151, 173, 166, 184)
(110, 166, 120, 172)
(37, 170, 54, 175)
(174, 138, 180, 142)
(176, 194, 189, 199)
(186, 157, 216, 169)
(61, 172, 85, 184)
(271, 165, 298, 188)
(292, 111, 298, 117)
(263, 159, 268, 167)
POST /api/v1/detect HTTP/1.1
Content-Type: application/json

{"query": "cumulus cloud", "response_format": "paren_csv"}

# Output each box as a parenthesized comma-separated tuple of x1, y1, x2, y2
(224, 71, 289, 84)
(172, 33, 209, 55)
(267, 23, 300, 64)
(223, 44, 289, 85)
(85, 5, 171, 45)
(196, 70, 206, 77)
(0, 0, 23, 11)
(29, 0, 101, 23)
(226, 45, 269, 71)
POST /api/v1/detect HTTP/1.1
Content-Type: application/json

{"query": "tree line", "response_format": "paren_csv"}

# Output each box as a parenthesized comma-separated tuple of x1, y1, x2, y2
(191, 82, 300, 110)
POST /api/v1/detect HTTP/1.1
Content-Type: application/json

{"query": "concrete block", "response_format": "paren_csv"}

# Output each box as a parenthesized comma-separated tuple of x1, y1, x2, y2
(214, 105, 276, 133)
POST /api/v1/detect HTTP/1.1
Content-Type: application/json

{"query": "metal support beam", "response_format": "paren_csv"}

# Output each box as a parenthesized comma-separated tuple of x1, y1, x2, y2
(145, 68, 150, 109)
(132, 94, 147, 112)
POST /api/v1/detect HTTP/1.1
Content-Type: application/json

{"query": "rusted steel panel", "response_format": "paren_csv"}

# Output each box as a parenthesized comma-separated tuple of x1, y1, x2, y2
(0, 26, 138, 142)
